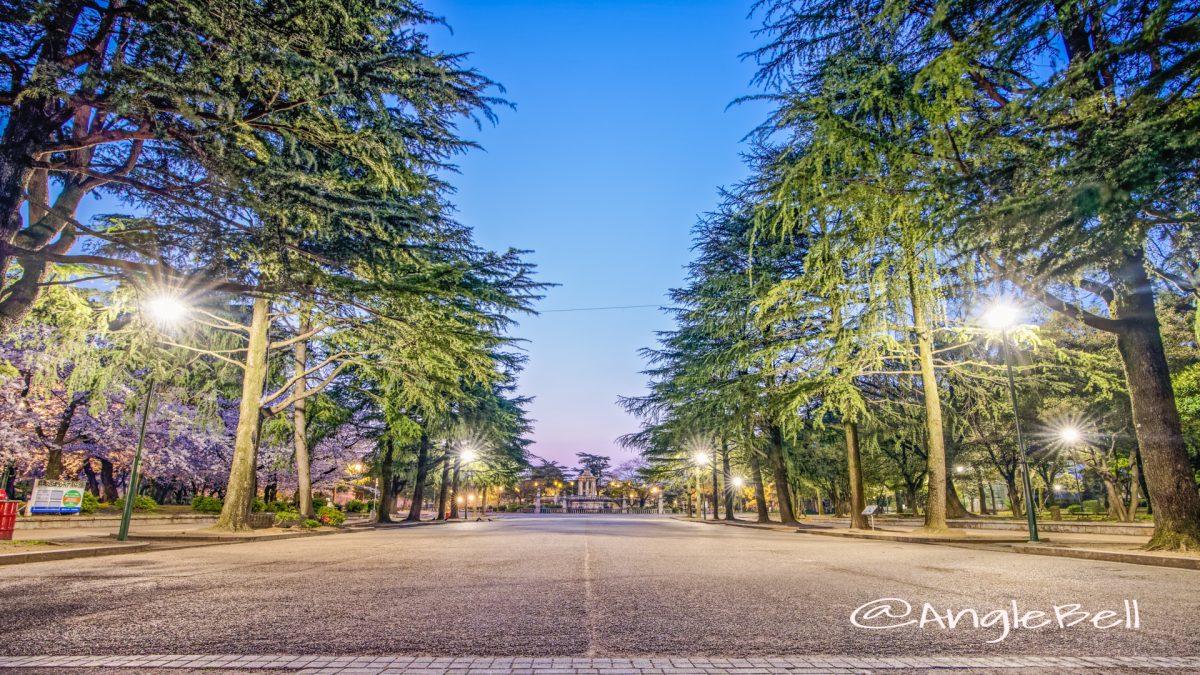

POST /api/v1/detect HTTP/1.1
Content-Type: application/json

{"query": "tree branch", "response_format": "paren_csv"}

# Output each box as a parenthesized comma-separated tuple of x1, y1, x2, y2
(982, 253, 1122, 332)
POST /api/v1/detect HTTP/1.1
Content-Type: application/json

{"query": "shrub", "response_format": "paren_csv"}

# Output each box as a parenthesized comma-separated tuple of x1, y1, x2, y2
(80, 492, 100, 514)
(191, 495, 223, 514)
(317, 505, 345, 526)
(113, 495, 157, 512)
(1067, 504, 1082, 515)
(505, 503, 524, 512)
(1082, 499, 1102, 515)
(274, 510, 302, 527)
(312, 497, 328, 509)
(266, 500, 291, 513)
(251, 499, 267, 513)
(303, 518, 320, 529)
(344, 499, 368, 513)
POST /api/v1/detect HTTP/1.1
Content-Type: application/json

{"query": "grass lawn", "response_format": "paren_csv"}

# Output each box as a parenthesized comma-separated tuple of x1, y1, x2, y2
(0, 539, 59, 553)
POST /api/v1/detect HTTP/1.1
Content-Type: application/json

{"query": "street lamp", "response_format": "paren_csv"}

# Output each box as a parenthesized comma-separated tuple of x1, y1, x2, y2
(1058, 426, 1082, 445)
(732, 477, 745, 513)
(692, 452, 708, 520)
(983, 300, 1039, 543)
(118, 294, 189, 542)
(1057, 425, 1088, 506)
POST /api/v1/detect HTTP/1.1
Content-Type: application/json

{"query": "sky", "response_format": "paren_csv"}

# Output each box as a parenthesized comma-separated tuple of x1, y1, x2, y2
(423, 0, 772, 469)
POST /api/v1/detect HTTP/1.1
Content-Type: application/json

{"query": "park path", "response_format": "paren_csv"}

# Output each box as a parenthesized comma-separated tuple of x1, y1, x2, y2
(1, 515, 1198, 671)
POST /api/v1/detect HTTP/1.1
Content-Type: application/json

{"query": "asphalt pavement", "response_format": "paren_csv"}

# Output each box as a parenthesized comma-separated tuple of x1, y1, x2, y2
(1, 514, 1197, 661)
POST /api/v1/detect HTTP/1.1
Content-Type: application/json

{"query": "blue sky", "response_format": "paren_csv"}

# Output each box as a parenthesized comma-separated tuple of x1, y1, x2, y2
(425, 1, 771, 468)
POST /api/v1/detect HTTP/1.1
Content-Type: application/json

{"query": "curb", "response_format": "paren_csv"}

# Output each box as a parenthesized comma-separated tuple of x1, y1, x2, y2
(797, 528, 1035, 545)
(677, 516, 818, 533)
(14, 514, 217, 530)
(0, 542, 149, 566)
(1012, 543, 1200, 571)
(370, 519, 450, 529)
(115, 527, 353, 543)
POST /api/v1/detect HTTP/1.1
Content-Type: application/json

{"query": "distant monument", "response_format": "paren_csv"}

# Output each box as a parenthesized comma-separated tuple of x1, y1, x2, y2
(561, 469, 616, 512)
(576, 469, 598, 497)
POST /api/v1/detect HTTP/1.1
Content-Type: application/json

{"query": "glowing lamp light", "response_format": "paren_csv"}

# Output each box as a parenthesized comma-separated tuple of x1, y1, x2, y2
(955, 465, 966, 474)
(145, 295, 188, 325)
(1059, 426, 1083, 445)
(982, 301, 1021, 330)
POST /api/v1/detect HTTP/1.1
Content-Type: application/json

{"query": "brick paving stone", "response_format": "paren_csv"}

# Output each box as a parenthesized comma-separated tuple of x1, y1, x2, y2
(9, 654, 1200, 672)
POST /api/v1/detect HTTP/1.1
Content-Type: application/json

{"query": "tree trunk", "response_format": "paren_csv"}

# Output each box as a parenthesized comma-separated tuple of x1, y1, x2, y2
(1007, 480, 1023, 517)
(1101, 474, 1128, 521)
(377, 439, 395, 524)
(1110, 254, 1200, 549)
(976, 470, 990, 515)
(1125, 446, 1141, 523)
(945, 474, 972, 518)
(406, 432, 431, 521)
(721, 443, 735, 520)
(0, 183, 87, 331)
(435, 450, 451, 520)
(0, 1, 83, 275)
(905, 483, 920, 517)
(846, 422, 867, 529)
(98, 457, 118, 502)
(292, 306, 314, 519)
(214, 297, 271, 531)
(767, 424, 798, 524)
(908, 269, 949, 532)
(815, 486, 825, 515)
(82, 459, 99, 496)
(44, 446, 63, 480)
(749, 450, 770, 522)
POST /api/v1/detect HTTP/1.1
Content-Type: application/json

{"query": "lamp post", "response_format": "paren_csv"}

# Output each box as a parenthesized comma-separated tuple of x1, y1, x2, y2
(693, 452, 708, 520)
(732, 476, 745, 514)
(118, 294, 188, 542)
(1057, 426, 1085, 507)
(983, 301, 1039, 543)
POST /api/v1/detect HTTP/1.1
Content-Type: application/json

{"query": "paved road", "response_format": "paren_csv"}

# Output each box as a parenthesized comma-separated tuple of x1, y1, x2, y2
(1, 515, 1197, 663)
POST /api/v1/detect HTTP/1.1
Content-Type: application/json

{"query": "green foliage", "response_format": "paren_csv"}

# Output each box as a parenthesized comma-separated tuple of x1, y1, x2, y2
(80, 492, 100, 514)
(114, 495, 157, 512)
(344, 499, 368, 513)
(316, 506, 345, 526)
(251, 499, 266, 513)
(191, 496, 223, 514)
(274, 510, 302, 527)
(303, 519, 321, 529)
(265, 501, 292, 513)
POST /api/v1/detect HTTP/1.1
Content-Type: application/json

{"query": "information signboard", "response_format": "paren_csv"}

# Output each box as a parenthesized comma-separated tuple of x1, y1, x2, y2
(26, 479, 86, 515)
